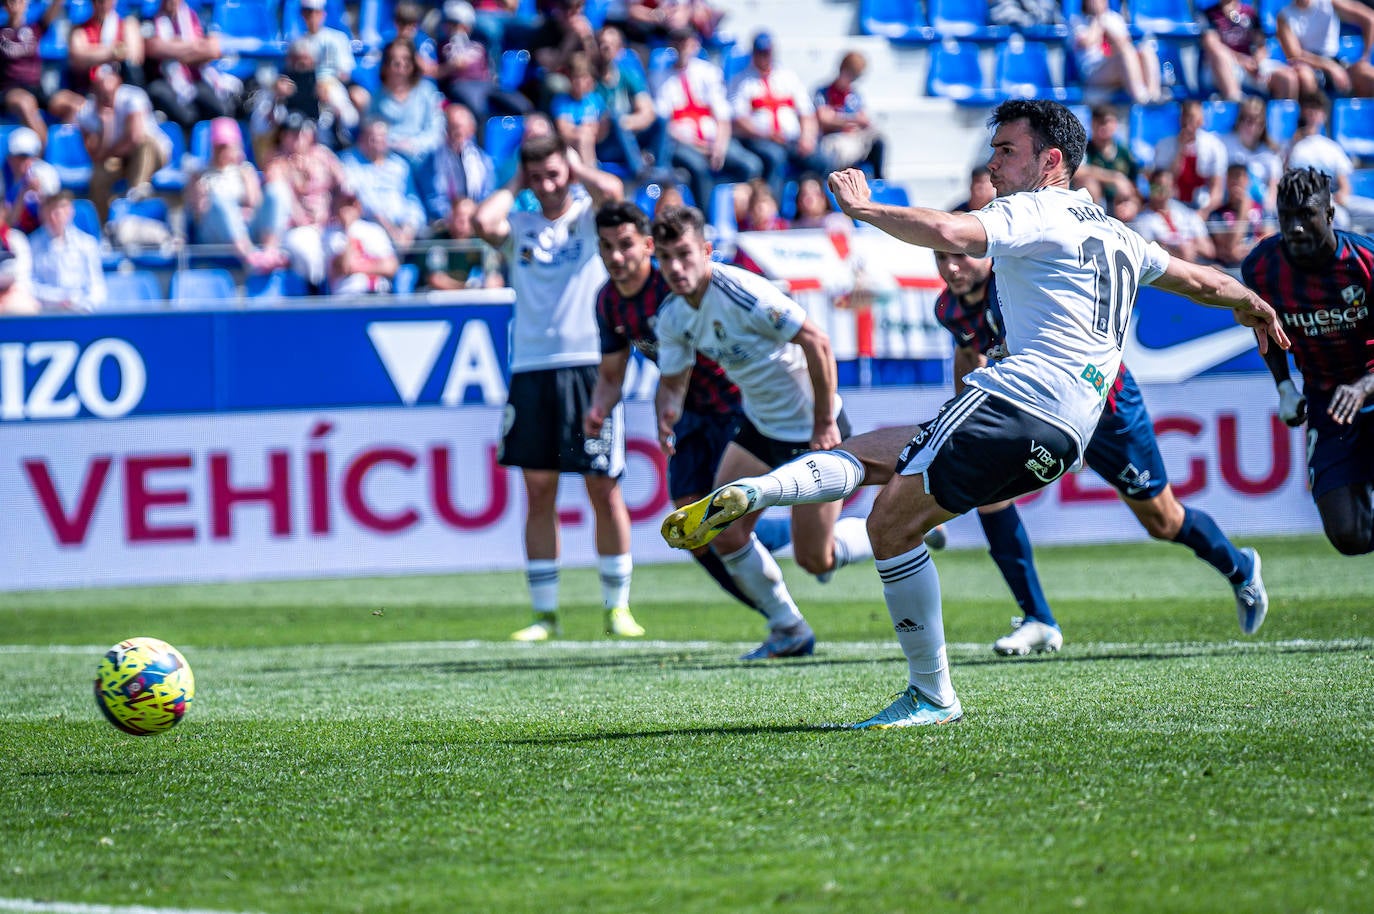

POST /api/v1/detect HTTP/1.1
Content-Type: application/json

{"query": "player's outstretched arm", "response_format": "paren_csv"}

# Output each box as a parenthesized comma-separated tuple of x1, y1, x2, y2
(828, 168, 989, 256)
(1150, 257, 1291, 353)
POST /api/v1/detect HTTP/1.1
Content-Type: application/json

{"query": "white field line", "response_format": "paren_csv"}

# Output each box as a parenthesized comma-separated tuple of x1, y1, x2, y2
(0, 899, 262, 914)
(2, 638, 1371, 656)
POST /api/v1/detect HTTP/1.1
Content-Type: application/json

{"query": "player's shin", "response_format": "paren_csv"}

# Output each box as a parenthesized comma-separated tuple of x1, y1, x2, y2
(877, 544, 957, 707)
(746, 449, 867, 507)
(719, 535, 806, 630)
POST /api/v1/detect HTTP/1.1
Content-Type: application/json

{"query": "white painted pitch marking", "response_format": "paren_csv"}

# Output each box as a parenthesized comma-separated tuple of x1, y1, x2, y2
(0, 899, 262, 914)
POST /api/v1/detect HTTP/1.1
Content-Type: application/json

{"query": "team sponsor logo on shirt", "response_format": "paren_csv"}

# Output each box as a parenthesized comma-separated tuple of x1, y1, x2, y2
(1080, 363, 1110, 398)
(1282, 285, 1369, 336)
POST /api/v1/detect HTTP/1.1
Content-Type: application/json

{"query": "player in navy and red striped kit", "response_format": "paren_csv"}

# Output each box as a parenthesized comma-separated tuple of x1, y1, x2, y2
(585, 201, 767, 610)
(1242, 167, 1374, 556)
(931, 247, 1268, 652)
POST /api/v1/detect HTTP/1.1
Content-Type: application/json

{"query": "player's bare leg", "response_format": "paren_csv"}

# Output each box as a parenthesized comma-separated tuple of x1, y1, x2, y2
(854, 471, 964, 729)
(1316, 483, 1374, 556)
(585, 474, 644, 637)
(512, 469, 564, 641)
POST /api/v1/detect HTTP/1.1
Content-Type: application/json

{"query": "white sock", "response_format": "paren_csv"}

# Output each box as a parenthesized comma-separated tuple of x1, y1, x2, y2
(720, 535, 805, 631)
(830, 515, 873, 572)
(875, 545, 956, 707)
(526, 559, 559, 613)
(742, 450, 866, 508)
(598, 553, 633, 610)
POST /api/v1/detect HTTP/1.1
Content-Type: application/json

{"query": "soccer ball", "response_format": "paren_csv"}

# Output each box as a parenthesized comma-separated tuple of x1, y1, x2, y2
(94, 637, 195, 736)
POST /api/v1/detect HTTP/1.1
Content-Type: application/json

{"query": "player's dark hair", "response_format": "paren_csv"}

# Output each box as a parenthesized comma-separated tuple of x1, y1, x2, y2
(519, 132, 567, 165)
(1277, 167, 1333, 209)
(595, 200, 651, 235)
(651, 205, 706, 245)
(988, 99, 1086, 176)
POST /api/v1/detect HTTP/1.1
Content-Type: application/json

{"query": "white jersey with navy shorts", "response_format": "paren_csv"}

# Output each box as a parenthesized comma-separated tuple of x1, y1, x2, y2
(656, 263, 842, 442)
(967, 186, 1171, 455)
(503, 193, 607, 373)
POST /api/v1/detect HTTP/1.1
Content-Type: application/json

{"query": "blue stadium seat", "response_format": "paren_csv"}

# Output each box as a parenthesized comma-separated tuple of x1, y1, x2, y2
(171, 268, 237, 308)
(352, 51, 382, 94)
(994, 36, 1080, 103)
(1259, 0, 1283, 35)
(483, 115, 525, 165)
(721, 46, 753, 83)
(648, 46, 679, 81)
(45, 124, 93, 192)
(245, 269, 307, 299)
(151, 122, 188, 193)
(1130, 0, 1202, 37)
(211, 0, 283, 56)
(928, 0, 1009, 41)
(634, 181, 695, 218)
(1129, 101, 1181, 167)
(357, 0, 395, 49)
(393, 263, 419, 294)
(1351, 168, 1374, 198)
(282, 0, 349, 41)
(500, 49, 530, 92)
(1333, 97, 1374, 159)
(859, 0, 936, 43)
(1069, 103, 1092, 133)
(1202, 100, 1240, 135)
(615, 48, 647, 87)
(1337, 33, 1366, 66)
(709, 182, 737, 244)
(71, 198, 102, 238)
(1267, 98, 1299, 144)
(925, 40, 999, 105)
(104, 270, 163, 308)
(869, 179, 910, 207)
(1155, 37, 1200, 99)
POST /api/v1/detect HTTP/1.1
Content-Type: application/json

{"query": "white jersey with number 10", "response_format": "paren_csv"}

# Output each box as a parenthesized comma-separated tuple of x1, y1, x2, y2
(968, 186, 1171, 455)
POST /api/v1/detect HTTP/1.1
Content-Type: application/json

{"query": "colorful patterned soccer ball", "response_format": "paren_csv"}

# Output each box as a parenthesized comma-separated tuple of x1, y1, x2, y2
(94, 637, 195, 736)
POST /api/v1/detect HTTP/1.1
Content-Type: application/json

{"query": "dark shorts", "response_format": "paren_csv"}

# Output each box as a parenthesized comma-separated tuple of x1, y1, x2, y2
(896, 388, 1079, 515)
(1084, 371, 1169, 501)
(668, 408, 739, 501)
(1305, 388, 1374, 500)
(498, 365, 625, 476)
(731, 409, 853, 470)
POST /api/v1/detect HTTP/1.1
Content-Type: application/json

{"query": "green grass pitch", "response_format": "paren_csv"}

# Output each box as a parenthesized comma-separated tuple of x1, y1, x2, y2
(1, 535, 1372, 914)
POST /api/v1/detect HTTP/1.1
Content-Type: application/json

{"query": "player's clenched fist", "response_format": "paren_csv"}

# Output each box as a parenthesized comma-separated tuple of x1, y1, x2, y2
(828, 168, 872, 217)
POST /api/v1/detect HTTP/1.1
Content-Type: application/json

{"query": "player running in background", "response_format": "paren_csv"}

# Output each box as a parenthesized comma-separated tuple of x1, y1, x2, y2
(1243, 166, 1374, 556)
(585, 200, 773, 613)
(473, 134, 646, 642)
(651, 204, 872, 660)
(663, 99, 1287, 726)
(933, 248, 1269, 655)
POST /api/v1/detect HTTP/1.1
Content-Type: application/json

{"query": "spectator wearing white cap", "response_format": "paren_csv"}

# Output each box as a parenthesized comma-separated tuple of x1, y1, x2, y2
(76, 64, 172, 221)
(729, 32, 829, 202)
(3, 127, 61, 234)
(30, 192, 107, 313)
(143, 0, 242, 133)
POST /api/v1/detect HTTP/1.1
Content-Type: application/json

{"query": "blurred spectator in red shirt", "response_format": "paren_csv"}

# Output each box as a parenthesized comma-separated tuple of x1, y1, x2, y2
(0, 0, 82, 141)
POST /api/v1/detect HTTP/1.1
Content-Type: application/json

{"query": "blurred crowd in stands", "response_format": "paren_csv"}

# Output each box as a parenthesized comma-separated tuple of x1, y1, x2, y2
(3, 0, 1374, 314)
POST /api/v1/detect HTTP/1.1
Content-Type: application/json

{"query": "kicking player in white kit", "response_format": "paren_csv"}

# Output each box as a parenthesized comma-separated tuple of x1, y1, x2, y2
(662, 99, 1288, 726)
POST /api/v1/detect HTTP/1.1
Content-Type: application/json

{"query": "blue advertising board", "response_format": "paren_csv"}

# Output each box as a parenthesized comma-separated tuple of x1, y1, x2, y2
(0, 294, 515, 423)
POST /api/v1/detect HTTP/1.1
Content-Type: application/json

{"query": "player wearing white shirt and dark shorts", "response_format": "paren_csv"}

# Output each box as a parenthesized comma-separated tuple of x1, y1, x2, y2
(474, 132, 646, 642)
(662, 99, 1289, 727)
(652, 205, 873, 661)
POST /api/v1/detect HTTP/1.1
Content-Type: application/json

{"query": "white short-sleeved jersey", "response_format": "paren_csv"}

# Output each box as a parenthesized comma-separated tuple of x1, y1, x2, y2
(969, 186, 1171, 454)
(503, 193, 607, 373)
(656, 262, 841, 441)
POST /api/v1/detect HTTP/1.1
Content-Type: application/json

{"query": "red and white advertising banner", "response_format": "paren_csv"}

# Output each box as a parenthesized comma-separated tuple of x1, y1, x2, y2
(0, 380, 1318, 591)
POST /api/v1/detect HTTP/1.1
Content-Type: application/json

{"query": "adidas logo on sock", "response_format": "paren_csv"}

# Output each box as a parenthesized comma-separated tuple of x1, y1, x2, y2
(894, 618, 925, 632)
